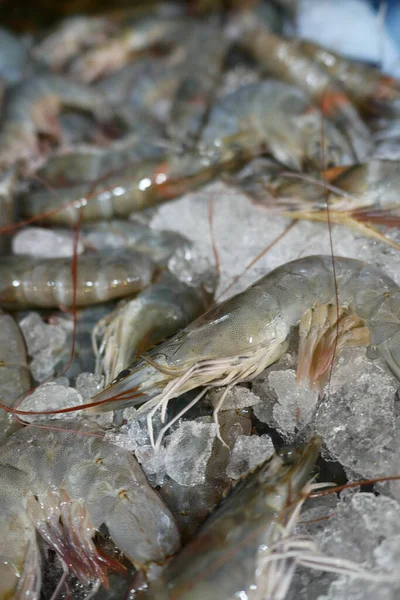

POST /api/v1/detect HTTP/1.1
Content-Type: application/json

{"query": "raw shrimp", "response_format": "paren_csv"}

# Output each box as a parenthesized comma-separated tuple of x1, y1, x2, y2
(70, 17, 185, 82)
(88, 256, 400, 448)
(237, 23, 372, 161)
(167, 19, 226, 147)
(94, 55, 183, 121)
(200, 80, 354, 171)
(147, 437, 382, 599)
(93, 270, 215, 385)
(295, 39, 400, 114)
(0, 310, 30, 442)
(228, 158, 400, 250)
(0, 248, 155, 309)
(21, 152, 243, 225)
(0, 74, 111, 169)
(275, 160, 400, 249)
(81, 220, 189, 263)
(37, 117, 165, 184)
(0, 422, 181, 599)
(33, 15, 114, 70)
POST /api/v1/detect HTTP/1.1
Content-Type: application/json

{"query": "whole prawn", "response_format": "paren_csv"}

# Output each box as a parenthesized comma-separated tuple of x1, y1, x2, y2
(0, 422, 181, 599)
(85, 255, 400, 448)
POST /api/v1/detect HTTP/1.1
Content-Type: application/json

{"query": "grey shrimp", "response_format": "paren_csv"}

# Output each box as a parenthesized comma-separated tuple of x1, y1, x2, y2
(0, 249, 155, 309)
(87, 256, 400, 447)
(0, 423, 180, 599)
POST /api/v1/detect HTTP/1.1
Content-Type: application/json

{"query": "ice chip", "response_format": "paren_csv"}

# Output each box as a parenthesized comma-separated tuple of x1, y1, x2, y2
(165, 421, 217, 486)
(226, 434, 275, 480)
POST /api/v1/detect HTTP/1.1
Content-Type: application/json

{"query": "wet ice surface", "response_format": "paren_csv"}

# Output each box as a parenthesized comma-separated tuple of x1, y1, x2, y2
(18, 381, 84, 421)
(226, 433, 275, 480)
(165, 420, 217, 486)
(19, 312, 68, 381)
(150, 180, 400, 299)
(288, 492, 400, 600)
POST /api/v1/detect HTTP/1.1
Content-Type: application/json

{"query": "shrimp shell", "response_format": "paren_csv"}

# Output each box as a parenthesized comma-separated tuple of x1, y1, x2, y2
(0, 249, 155, 309)
(88, 256, 400, 433)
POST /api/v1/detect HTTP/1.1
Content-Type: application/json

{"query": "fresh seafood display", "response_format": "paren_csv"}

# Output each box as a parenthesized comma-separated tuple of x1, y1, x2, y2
(2, 2, 400, 599)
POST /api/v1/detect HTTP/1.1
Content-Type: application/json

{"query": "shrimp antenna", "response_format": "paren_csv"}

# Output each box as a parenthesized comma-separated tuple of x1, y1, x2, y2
(320, 89, 340, 393)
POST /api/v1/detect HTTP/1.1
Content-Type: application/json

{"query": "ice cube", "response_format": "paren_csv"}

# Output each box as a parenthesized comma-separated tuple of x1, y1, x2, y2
(208, 385, 261, 411)
(18, 381, 84, 422)
(75, 372, 104, 400)
(165, 420, 217, 486)
(226, 434, 275, 480)
(19, 312, 67, 356)
(312, 494, 400, 600)
(135, 444, 167, 487)
(270, 370, 318, 437)
(315, 348, 398, 479)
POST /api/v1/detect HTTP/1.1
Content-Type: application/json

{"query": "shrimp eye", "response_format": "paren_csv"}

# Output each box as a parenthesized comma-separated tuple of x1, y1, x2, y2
(115, 368, 131, 382)
(278, 446, 296, 464)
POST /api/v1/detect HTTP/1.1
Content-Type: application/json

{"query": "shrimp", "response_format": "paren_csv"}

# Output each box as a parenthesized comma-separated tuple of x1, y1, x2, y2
(94, 55, 183, 122)
(274, 160, 400, 250)
(0, 249, 155, 309)
(0, 74, 111, 169)
(33, 15, 114, 70)
(0, 422, 181, 599)
(21, 152, 244, 225)
(93, 270, 215, 386)
(81, 220, 189, 263)
(0, 310, 30, 442)
(295, 39, 400, 115)
(87, 256, 400, 448)
(228, 158, 400, 251)
(237, 23, 373, 161)
(37, 117, 165, 184)
(70, 17, 185, 83)
(167, 18, 226, 147)
(147, 437, 384, 599)
(200, 80, 354, 171)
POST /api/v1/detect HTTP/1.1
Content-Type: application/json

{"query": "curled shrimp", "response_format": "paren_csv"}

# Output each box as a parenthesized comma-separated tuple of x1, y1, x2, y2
(200, 80, 354, 171)
(236, 19, 373, 162)
(0, 74, 111, 170)
(0, 422, 181, 599)
(86, 255, 400, 448)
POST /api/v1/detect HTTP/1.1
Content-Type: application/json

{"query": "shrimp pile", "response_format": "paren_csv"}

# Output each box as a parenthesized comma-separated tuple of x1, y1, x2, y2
(2, 1, 400, 599)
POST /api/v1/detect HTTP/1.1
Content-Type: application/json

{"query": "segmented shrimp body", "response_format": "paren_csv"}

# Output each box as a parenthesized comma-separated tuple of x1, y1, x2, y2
(22, 153, 241, 225)
(0, 310, 30, 442)
(237, 23, 372, 161)
(0, 75, 110, 169)
(0, 423, 181, 599)
(89, 256, 400, 446)
(148, 438, 321, 599)
(200, 80, 353, 171)
(0, 249, 155, 309)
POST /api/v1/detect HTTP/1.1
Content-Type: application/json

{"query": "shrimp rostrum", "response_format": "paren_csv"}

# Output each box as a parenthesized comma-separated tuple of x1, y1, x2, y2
(88, 256, 400, 447)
